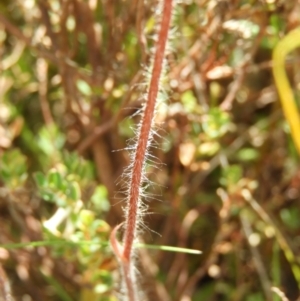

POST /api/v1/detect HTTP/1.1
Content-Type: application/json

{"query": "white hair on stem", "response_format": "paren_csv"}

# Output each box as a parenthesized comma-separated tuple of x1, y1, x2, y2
(110, 1, 176, 300)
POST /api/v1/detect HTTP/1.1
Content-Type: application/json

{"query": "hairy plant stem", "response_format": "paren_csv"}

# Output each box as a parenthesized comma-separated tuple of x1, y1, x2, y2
(110, 0, 174, 300)
(123, 0, 173, 261)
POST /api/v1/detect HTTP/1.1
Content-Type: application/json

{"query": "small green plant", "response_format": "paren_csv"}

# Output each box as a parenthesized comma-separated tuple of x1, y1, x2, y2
(34, 152, 114, 299)
(1, 1, 300, 300)
(0, 148, 28, 188)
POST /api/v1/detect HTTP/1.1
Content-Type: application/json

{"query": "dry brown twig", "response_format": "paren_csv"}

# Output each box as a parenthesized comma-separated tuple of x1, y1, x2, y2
(178, 188, 232, 301)
(220, 23, 267, 111)
(0, 265, 14, 301)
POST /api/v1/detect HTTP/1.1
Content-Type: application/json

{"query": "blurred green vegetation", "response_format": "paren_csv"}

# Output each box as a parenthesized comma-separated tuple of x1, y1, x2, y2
(0, 1, 300, 301)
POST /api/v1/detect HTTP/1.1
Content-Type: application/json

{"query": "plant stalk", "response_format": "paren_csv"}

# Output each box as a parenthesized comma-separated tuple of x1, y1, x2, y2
(118, 0, 174, 299)
(123, 0, 173, 263)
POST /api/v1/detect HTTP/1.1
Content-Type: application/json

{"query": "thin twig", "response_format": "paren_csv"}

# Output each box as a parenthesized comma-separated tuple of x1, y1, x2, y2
(36, 58, 54, 125)
(0, 13, 95, 85)
(220, 24, 266, 111)
(178, 188, 233, 300)
(77, 71, 142, 154)
(136, 0, 147, 62)
(241, 189, 300, 290)
(240, 212, 272, 301)
(271, 287, 290, 301)
(0, 264, 14, 301)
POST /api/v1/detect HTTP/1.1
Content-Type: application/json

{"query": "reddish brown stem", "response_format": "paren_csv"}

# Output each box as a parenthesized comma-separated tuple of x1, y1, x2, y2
(110, 1, 174, 300)
(123, 0, 173, 261)
(110, 0, 174, 300)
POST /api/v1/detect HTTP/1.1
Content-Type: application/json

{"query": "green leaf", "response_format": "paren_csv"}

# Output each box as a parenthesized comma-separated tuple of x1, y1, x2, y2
(76, 79, 92, 96)
(280, 208, 300, 230)
(220, 165, 242, 189)
(202, 108, 231, 139)
(66, 181, 81, 201)
(78, 210, 95, 229)
(198, 141, 220, 156)
(181, 90, 198, 113)
(91, 185, 110, 212)
(237, 148, 259, 162)
(34, 171, 47, 187)
(41, 191, 56, 202)
(0, 149, 27, 187)
(37, 125, 65, 157)
(48, 170, 63, 189)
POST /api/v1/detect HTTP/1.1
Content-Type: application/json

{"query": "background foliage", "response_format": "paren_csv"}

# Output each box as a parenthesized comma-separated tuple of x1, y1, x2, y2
(0, 0, 300, 300)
